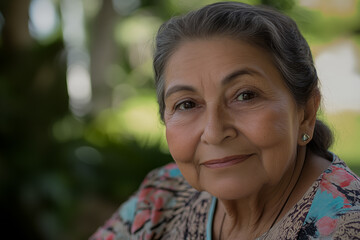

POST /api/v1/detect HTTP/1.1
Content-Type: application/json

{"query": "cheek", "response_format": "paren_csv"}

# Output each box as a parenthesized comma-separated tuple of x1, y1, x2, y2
(238, 104, 299, 179)
(166, 120, 193, 162)
(244, 104, 298, 147)
(165, 112, 202, 162)
(165, 124, 202, 189)
(165, 117, 205, 190)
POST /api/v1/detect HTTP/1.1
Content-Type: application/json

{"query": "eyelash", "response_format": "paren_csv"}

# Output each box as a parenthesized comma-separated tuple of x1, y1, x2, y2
(235, 90, 257, 102)
(173, 90, 257, 111)
(174, 100, 196, 111)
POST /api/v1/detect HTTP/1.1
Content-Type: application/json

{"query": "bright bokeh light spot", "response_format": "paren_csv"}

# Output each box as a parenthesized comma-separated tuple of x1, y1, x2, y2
(316, 41, 360, 113)
(115, 15, 161, 69)
(116, 15, 161, 46)
(61, 0, 91, 117)
(118, 94, 167, 149)
(61, 0, 85, 47)
(67, 64, 92, 116)
(29, 0, 59, 40)
(120, 100, 160, 136)
(86, 94, 168, 151)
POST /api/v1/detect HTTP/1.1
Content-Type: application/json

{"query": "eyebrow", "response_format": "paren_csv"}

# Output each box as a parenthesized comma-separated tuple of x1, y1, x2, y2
(164, 85, 196, 100)
(222, 68, 256, 86)
(164, 68, 257, 100)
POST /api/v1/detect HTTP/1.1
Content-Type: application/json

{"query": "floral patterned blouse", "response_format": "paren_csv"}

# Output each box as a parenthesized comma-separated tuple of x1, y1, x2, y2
(90, 155, 360, 239)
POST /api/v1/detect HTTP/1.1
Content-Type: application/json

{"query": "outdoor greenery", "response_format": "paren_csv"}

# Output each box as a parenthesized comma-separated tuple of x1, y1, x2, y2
(1, 0, 359, 239)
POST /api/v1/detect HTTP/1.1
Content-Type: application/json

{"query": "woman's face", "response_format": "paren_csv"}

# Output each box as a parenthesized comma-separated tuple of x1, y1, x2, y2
(163, 37, 304, 200)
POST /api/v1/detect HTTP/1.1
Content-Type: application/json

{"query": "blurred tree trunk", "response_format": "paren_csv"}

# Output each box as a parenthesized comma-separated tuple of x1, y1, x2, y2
(1, 0, 32, 49)
(90, 0, 118, 115)
(0, 0, 68, 239)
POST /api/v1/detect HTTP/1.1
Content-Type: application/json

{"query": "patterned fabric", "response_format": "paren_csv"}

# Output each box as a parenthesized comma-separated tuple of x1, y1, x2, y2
(298, 158, 360, 239)
(90, 164, 212, 240)
(259, 155, 360, 239)
(90, 155, 360, 240)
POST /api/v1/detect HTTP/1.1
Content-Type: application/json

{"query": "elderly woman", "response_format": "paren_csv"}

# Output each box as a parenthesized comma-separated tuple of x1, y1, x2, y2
(91, 2, 360, 239)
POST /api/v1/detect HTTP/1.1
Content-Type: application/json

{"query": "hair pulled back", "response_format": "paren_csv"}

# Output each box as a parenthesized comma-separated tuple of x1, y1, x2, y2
(153, 2, 333, 160)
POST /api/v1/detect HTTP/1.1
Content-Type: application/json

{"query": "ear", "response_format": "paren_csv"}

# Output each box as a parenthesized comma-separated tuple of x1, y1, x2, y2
(298, 89, 321, 146)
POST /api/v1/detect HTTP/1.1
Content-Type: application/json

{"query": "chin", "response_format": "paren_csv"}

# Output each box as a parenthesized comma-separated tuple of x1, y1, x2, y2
(202, 177, 264, 200)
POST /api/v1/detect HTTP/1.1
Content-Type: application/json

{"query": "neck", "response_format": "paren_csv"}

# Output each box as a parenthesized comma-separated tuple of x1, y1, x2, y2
(216, 147, 307, 239)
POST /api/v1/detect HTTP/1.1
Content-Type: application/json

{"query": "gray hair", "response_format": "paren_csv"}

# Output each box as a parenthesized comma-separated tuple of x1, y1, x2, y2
(153, 2, 333, 159)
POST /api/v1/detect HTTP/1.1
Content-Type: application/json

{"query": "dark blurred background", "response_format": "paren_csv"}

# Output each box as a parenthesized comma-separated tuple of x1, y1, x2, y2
(1, 0, 360, 239)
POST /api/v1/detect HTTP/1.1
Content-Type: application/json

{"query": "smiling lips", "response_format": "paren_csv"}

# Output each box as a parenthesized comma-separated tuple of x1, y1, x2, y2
(202, 154, 252, 169)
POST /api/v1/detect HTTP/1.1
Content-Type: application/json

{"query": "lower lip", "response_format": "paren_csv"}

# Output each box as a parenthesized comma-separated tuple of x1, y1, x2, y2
(202, 155, 251, 169)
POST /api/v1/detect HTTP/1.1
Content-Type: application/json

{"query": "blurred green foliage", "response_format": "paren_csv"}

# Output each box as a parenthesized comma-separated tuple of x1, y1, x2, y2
(1, 0, 360, 239)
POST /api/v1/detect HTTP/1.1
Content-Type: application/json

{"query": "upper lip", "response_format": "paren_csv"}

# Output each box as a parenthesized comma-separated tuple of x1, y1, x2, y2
(201, 154, 252, 165)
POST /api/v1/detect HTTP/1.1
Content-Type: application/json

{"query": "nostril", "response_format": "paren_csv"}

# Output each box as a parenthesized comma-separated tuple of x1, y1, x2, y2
(201, 122, 237, 145)
(201, 106, 237, 144)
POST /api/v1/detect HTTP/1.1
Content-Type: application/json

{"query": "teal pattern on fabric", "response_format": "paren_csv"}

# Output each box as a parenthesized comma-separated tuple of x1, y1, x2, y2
(119, 196, 138, 222)
(299, 157, 360, 238)
(90, 155, 360, 239)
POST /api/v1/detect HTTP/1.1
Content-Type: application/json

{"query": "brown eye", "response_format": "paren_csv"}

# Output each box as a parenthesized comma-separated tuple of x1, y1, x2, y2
(236, 91, 256, 101)
(176, 101, 196, 110)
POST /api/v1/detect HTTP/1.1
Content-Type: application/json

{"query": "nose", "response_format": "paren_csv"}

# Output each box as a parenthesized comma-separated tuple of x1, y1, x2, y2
(201, 104, 237, 145)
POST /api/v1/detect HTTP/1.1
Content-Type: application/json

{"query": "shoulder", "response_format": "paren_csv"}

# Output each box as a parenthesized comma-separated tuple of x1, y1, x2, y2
(141, 162, 184, 186)
(319, 155, 360, 207)
(90, 163, 212, 239)
(300, 155, 360, 238)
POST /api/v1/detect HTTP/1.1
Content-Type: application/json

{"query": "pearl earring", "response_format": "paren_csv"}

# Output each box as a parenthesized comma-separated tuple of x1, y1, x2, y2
(302, 133, 310, 142)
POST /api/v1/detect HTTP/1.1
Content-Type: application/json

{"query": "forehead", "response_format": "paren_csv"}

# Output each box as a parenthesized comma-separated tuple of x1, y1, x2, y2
(163, 37, 283, 89)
